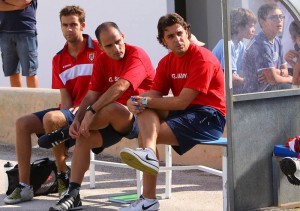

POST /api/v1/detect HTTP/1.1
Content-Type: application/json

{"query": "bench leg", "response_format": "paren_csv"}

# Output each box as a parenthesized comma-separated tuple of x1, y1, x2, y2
(136, 170, 143, 196)
(165, 145, 172, 199)
(222, 147, 228, 211)
(89, 151, 96, 189)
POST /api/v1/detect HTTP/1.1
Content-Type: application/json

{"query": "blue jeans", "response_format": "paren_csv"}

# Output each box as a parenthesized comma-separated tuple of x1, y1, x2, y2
(0, 32, 38, 76)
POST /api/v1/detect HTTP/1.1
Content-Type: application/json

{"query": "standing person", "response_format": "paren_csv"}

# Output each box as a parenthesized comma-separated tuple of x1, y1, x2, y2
(48, 22, 155, 211)
(212, 7, 257, 94)
(0, 0, 39, 87)
(3, 5, 102, 204)
(119, 13, 226, 211)
(241, 3, 292, 93)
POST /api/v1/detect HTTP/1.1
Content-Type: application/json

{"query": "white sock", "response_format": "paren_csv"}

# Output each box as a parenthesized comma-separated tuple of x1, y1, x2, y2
(19, 182, 31, 189)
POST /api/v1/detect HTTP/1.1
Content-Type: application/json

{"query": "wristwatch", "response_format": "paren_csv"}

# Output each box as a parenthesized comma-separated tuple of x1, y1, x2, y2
(86, 105, 96, 114)
(141, 97, 148, 108)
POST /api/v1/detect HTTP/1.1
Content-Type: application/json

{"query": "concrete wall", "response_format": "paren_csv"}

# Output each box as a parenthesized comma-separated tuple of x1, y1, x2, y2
(229, 90, 300, 210)
(0, 0, 172, 87)
(0, 88, 223, 169)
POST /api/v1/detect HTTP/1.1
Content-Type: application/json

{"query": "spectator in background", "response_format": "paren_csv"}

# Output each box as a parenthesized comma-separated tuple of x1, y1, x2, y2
(0, 0, 38, 87)
(212, 8, 256, 94)
(276, 0, 295, 75)
(284, 21, 300, 88)
(241, 3, 292, 93)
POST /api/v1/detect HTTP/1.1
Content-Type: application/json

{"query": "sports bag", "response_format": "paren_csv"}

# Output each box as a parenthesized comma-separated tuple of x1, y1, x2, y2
(6, 157, 58, 196)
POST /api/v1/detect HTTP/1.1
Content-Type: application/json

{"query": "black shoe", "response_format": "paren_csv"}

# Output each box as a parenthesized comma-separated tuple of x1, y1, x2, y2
(49, 189, 82, 211)
(280, 157, 300, 186)
(38, 126, 71, 149)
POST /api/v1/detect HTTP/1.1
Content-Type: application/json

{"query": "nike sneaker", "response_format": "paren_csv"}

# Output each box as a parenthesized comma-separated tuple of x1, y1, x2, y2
(120, 148, 159, 175)
(118, 195, 160, 211)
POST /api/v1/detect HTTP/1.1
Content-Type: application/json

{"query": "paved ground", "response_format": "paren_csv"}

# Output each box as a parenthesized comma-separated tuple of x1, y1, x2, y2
(0, 144, 299, 211)
(0, 144, 223, 211)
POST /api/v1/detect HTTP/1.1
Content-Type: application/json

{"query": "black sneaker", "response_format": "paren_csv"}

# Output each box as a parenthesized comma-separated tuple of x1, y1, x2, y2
(49, 189, 82, 211)
(38, 126, 71, 149)
(280, 157, 300, 185)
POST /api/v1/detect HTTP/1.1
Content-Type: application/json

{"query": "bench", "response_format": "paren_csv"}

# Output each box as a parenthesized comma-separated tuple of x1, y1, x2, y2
(89, 137, 228, 210)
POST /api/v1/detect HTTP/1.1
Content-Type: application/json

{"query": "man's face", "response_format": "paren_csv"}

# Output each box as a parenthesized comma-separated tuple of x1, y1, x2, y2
(240, 23, 256, 39)
(162, 23, 190, 57)
(60, 15, 85, 43)
(261, 9, 284, 36)
(98, 27, 125, 60)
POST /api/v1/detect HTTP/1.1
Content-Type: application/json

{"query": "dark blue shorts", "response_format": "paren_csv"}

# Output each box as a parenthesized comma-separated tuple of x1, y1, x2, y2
(92, 115, 139, 154)
(33, 108, 76, 148)
(166, 105, 226, 155)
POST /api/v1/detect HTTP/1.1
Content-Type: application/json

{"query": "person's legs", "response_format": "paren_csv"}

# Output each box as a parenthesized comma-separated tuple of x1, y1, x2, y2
(26, 75, 38, 88)
(42, 110, 70, 173)
(49, 103, 135, 210)
(4, 113, 45, 204)
(16, 114, 45, 184)
(10, 73, 22, 87)
(0, 33, 22, 87)
(16, 33, 38, 88)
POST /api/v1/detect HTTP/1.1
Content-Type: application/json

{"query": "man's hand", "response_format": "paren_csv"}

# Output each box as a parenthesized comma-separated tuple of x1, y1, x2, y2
(79, 111, 94, 137)
(127, 96, 146, 114)
(285, 50, 300, 68)
(69, 119, 81, 139)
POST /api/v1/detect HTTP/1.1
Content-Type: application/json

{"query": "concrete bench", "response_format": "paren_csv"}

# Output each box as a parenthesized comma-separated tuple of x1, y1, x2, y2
(89, 137, 228, 210)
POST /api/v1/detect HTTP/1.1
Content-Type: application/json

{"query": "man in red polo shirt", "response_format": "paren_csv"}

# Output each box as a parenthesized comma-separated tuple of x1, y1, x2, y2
(4, 5, 102, 205)
(120, 13, 226, 211)
(48, 22, 155, 211)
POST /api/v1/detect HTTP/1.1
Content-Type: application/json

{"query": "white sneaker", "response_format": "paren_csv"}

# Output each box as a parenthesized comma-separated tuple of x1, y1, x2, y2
(119, 195, 160, 211)
(120, 148, 159, 175)
(4, 184, 33, 204)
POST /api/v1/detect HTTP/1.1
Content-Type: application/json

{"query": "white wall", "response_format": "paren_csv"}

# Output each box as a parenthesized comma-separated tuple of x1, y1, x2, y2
(0, 0, 174, 88)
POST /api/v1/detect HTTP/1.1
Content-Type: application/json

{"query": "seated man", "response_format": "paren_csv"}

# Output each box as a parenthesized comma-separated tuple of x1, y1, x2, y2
(49, 22, 155, 211)
(241, 3, 292, 93)
(120, 13, 226, 211)
(4, 5, 102, 204)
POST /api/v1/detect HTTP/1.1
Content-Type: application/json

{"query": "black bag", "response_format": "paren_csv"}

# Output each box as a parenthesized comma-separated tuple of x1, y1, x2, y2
(6, 157, 58, 196)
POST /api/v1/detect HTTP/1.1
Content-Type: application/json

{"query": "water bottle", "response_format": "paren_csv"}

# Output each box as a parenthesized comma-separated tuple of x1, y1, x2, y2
(3, 161, 13, 193)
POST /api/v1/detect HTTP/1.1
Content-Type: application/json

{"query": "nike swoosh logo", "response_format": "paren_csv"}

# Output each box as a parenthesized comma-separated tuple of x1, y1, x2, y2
(146, 154, 158, 162)
(142, 201, 158, 210)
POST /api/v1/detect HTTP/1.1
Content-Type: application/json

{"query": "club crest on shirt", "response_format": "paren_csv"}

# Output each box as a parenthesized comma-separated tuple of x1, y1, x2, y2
(88, 52, 95, 62)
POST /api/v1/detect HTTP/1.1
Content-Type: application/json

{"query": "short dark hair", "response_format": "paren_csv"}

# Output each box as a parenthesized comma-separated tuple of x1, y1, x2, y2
(94, 22, 121, 43)
(257, 3, 279, 21)
(157, 13, 191, 48)
(59, 5, 85, 23)
(230, 8, 257, 36)
(289, 21, 300, 41)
